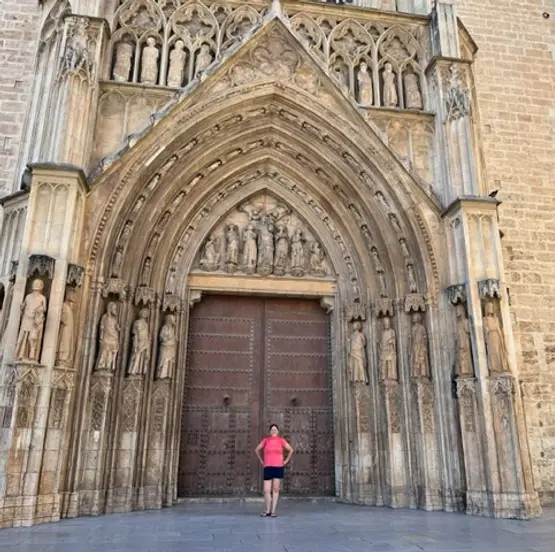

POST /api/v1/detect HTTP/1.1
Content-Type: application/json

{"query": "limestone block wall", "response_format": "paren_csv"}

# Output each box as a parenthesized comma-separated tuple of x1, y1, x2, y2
(0, 0, 43, 195)
(455, 0, 555, 504)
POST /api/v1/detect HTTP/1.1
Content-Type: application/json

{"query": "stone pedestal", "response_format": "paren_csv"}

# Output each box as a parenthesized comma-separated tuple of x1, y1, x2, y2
(381, 381, 405, 507)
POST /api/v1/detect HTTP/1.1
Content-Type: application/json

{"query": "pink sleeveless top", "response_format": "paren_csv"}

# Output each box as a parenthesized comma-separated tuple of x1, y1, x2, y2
(260, 436, 287, 467)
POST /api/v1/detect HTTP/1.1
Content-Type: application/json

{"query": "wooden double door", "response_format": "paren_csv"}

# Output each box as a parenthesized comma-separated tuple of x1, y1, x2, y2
(178, 295, 335, 497)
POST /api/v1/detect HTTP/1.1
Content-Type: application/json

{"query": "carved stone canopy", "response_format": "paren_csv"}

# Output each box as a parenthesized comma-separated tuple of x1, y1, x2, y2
(479, 278, 501, 299)
(28, 254, 55, 279)
(404, 293, 426, 313)
(67, 263, 85, 287)
(447, 283, 467, 305)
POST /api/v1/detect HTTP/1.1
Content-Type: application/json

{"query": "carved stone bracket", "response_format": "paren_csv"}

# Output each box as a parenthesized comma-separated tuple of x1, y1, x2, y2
(102, 278, 128, 301)
(447, 284, 467, 305)
(404, 293, 427, 313)
(134, 286, 156, 307)
(67, 263, 85, 287)
(374, 298, 394, 318)
(344, 303, 367, 322)
(320, 296, 334, 314)
(9, 260, 18, 283)
(479, 279, 501, 299)
(164, 293, 183, 313)
(28, 254, 55, 279)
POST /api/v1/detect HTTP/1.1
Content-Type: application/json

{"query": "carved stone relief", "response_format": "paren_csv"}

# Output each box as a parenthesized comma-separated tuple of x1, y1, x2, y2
(58, 16, 96, 82)
(444, 65, 470, 121)
(194, 193, 331, 279)
(15, 279, 47, 363)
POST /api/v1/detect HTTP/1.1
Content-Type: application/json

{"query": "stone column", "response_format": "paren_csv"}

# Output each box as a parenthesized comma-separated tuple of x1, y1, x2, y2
(444, 201, 541, 518)
(0, 165, 87, 527)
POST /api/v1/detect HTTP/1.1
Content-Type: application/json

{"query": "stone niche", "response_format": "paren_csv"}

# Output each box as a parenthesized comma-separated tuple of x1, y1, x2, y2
(193, 193, 333, 280)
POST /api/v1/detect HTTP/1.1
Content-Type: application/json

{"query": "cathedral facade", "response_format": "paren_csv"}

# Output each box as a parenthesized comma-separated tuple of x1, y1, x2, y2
(0, 0, 552, 528)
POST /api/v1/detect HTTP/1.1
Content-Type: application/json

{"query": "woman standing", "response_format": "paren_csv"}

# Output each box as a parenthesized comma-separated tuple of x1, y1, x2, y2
(255, 424, 293, 517)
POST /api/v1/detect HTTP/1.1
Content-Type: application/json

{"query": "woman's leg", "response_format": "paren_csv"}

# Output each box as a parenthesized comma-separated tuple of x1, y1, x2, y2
(271, 478, 281, 514)
(263, 478, 272, 514)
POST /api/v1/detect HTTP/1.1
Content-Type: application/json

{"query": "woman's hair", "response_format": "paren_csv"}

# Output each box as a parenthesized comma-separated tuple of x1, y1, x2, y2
(269, 423, 279, 432)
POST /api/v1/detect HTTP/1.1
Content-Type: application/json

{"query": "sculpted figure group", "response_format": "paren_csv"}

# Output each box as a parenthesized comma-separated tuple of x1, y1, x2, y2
(348, 312, 431, 385)
(199, 204, 328, 278)
(94, 303, 177, 380)
(112, 38, 213, 88)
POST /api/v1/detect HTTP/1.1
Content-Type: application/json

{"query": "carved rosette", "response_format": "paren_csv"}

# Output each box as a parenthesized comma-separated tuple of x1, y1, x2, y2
(27, 254, 55, 279)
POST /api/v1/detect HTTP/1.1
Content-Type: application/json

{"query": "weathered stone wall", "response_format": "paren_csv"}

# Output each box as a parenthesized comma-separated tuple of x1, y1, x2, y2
(0, 0, 42, 195)
(456, 0, 555, 504)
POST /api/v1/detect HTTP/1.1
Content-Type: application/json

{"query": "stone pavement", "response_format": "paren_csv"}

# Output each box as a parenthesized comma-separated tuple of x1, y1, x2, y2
(0, 501, 553, 552)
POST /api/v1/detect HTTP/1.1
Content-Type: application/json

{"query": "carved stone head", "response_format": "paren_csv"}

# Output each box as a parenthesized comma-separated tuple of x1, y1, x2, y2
(108, 302, 118, 316)
(484, 301, 495, 317)
(31, 279, 44, 293)
(140, 308, 149, 320)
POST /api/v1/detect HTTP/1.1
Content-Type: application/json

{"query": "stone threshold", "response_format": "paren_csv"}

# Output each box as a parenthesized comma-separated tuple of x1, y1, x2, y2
(176, 496, 338, 504)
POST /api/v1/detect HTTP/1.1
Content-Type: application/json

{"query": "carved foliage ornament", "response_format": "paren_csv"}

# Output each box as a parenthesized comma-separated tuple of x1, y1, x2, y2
(444, 65, 470, 122)
(58, 16, 96, 82)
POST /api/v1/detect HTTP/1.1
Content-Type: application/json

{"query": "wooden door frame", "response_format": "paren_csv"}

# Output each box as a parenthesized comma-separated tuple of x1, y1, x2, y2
(170, 274, 343, 500)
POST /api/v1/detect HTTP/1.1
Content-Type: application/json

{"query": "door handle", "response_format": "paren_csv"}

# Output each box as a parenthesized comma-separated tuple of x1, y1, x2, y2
(223, 394, 231, 406)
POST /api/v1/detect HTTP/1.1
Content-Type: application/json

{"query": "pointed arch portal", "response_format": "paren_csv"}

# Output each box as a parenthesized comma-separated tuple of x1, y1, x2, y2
(63, 17, 460, 515)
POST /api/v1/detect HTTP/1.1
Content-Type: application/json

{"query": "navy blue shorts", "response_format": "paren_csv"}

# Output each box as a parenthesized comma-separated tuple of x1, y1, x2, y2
(263, 466, 284, 480)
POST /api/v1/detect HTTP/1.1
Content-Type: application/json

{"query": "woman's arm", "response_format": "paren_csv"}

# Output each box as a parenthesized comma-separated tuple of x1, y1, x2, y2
(254, 441, 264, 465)
(283, 440, 294, 466)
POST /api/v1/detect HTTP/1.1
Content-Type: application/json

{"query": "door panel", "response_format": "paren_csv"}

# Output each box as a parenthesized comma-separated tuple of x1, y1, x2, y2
(178, 295, 334, 497)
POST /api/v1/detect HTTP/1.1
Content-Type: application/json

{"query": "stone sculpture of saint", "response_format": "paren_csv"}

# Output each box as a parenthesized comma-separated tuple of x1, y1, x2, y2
(110, 247, 124, 278)
(379, 316, 397, 381)
(483, 302, 509, 374)
(95, 302, 120, 372)
(382, 63, 398, 107)
(257, 218, 275, 275)
(140, 257, 152, 286)
(406, 262, 418, 293)
(113, 42, 133, 83)
(371, 247, 387, 297)
(166, 269, 176, 295)
(357, 62, 373, 106)
(349, 321, 368, 384)
(158, 314, 177, 380)
(309, 242, 327, 278)
(15, 279, 47, 362)
(242, 224, 257, 274)
(404, 72, 423, 110)
(291, 227, 305, 277)
(167, 40, 186, 88)
(128, 309, 150, 376)
(140, 37, 159, 85)
(56, 288, 76, 366)
(456, 303, 473, 377)
(225, 224, 240, 273)
(273, 224, 289, 276)
(195, 44, 212, 76)
(410, 312, 430, 378)
(200, 234, 220, 272)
